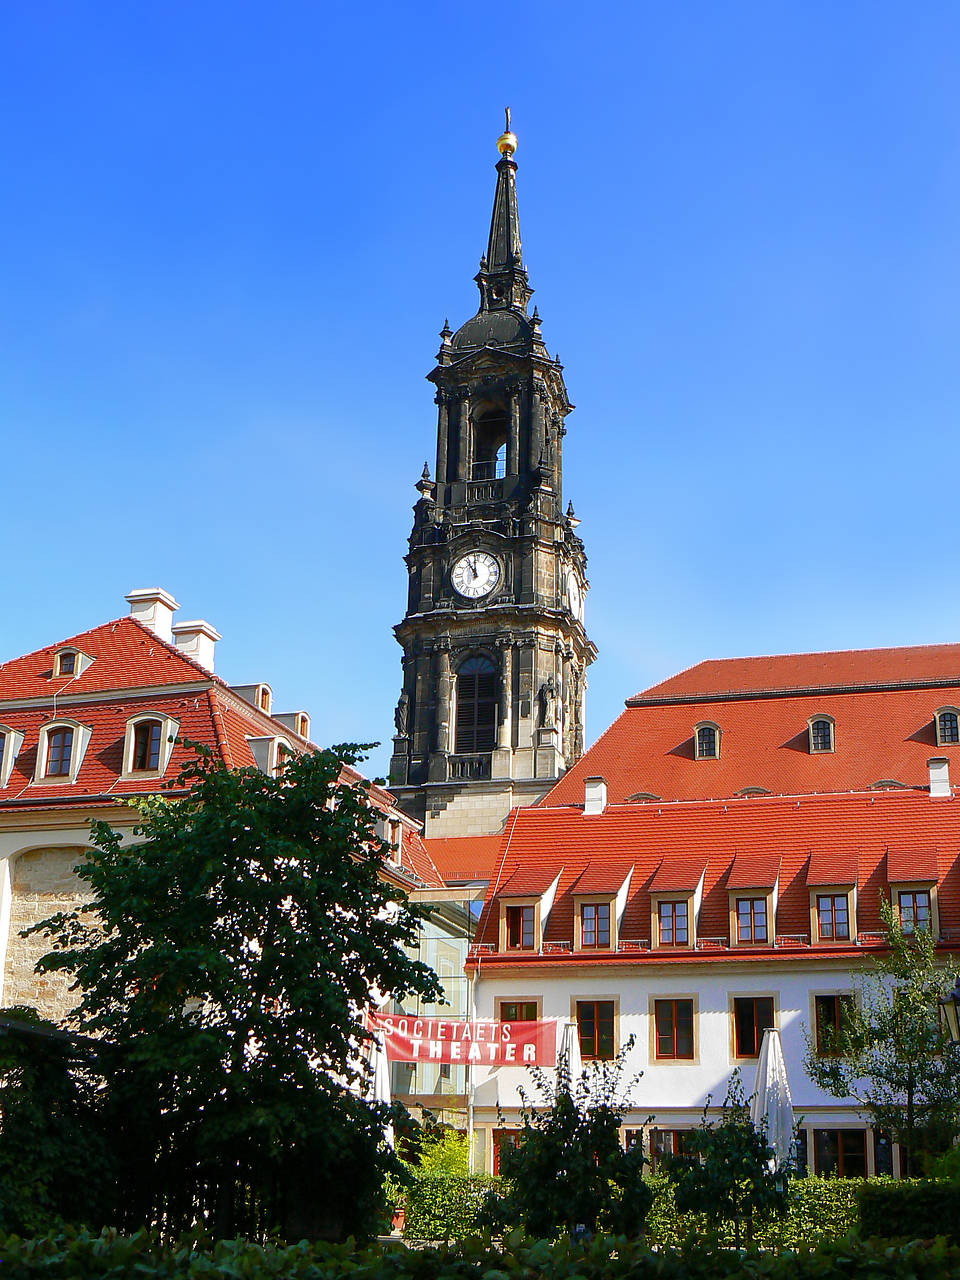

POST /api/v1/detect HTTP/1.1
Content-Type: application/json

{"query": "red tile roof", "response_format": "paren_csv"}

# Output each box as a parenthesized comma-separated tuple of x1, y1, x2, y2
(422, 834, 503, 882)
(649, 856, 707, 893)
(500, 865, 562, 896)
(572, 861, 634, 894)
(887, 847, 938, 883)
(727, 852, 781, 890)
(470, 790, 960, 965)
(543, 684, 960, 808)
(634, 643, 960, 702)
(807, 849, 858, 885)
(0, 617, 211, 698)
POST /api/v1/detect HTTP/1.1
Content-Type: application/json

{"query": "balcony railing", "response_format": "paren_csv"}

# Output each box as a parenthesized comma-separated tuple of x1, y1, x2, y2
(449, 753, 491, 781)
(466, 478, 503, 503)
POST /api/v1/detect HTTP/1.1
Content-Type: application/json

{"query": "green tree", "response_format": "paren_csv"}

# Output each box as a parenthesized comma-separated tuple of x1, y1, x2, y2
(665, 1074, 789, 1247)
(28, 744, 442, 1240)
(803, 899, 960, 1175)
(482, 1040, 652, 1239)
(0, 1008, 114, 1234)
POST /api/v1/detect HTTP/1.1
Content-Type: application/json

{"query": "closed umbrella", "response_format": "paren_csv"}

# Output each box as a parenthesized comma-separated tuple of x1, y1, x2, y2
(366, 1027, 395, 1149)
(559, 1018, 583, 1093)
(750, 1027, 793, 1167)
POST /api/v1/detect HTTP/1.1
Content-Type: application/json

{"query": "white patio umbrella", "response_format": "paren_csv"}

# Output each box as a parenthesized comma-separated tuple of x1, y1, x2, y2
(366, 1027, 395, 1149)
(750, 1027, 794, 1167)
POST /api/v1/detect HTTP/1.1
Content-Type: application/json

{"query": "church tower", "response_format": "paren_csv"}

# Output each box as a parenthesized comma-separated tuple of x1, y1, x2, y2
(390, 117, 596, 837)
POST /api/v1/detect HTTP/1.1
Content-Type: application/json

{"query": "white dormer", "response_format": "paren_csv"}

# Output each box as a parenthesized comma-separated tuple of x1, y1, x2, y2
(33, 719, 92, 784)
(52, 647, 94, 679)
(231, 684, 273, 716)
(0, 726, 24, 787)
(120, 713, 179, 780)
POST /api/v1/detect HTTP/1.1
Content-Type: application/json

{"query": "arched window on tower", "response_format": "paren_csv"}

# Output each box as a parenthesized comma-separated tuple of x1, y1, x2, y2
(472, 408, 508, 481)
(455, 655, 498, 754)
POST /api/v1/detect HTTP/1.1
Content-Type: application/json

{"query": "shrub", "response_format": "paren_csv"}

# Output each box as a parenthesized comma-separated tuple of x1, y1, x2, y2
(0, 1227, 959, 1280)
(402, 1173, 497, 1240)
(858, 1178, 960, 1243)
(645, 1174, 861, 1249)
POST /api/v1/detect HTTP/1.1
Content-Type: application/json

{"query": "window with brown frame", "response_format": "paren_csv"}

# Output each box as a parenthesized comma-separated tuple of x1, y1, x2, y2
(275, 744, 291, 777)
(658, 900, 688, 946)
(654, 998, 694, 1059)
(733, 996, 774, 1057)
(132, 721, 162, 771)
(623, 1128, 643, 1150)
(649, 1129, 696, 1170)
(817, 893, 850, 941)
(492, 1129, 519, 1175)
(898, 889, 931, 934)
(581, 902, 611, 948)
(499, 1001, 538, 1022)
(813, 1129, 867, 1177)
(814, 993, 855, 1056)
(576, 1000, 615, 1060)
(58, 651, 76, 676)
(505, 905, 534, 950)
(258, 687, 270, 711)
(736, 897, 768, 943)
(45, 728, 74, 777)
(696, 725, 718, 759)
(455, 656, 497, 753)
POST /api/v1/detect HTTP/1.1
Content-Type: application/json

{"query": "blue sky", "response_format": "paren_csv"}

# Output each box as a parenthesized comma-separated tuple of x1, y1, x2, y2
(3, 2, 960, 778)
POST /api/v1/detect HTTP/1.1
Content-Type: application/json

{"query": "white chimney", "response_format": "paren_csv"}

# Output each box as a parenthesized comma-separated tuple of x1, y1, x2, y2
(171, 620, 221, 673)
(126, 588, 180, 643)
(584, 775, 608, 815)
(928, 756, 951, 799)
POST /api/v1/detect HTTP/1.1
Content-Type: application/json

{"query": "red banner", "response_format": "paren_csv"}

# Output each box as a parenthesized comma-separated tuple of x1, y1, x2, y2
(367, 1011, 556, 1066)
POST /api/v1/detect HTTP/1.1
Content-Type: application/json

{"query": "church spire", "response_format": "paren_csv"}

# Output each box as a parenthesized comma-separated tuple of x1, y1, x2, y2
(475, 109, 532, 315)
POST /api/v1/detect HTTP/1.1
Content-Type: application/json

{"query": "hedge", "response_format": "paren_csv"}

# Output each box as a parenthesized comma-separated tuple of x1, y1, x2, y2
(858, 1179, 960, 1244)
(400, 1171, 861, 1246)
(402, 1174, 497, 1241)
(1, 1229, 960, 1280)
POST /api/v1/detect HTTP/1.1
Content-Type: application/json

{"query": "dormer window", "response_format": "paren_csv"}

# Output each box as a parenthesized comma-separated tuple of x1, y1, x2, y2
(46, 728, 73, 776)
(809, 716, 835, 753)
(297, 713, 309, 738)
(581, 902, 610, 948)
(35, 719, 92, 784)
(133, 721, 162, 771)
(274, 741, 291, 777)
(0, 725, 21, 788)
(121, 713, 179, 779)
(887, 849, 939, 939)
(936, 708, 960, 746)
(52, 647, 92, 679)
(694, 723, 720, 760)
(506, 905, 535, 950)
(259, 685, 272, 714)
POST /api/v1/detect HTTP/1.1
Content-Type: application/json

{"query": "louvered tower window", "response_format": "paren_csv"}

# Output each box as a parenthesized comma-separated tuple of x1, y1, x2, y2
(455, 656, 497, 753)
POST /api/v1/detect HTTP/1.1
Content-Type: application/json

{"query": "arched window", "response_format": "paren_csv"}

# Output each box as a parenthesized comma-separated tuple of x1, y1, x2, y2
(809, 716, 834, 753)
(455, 656, 497, 754)
(936, 708, 960, 746)
(46, 728, 74, 777)
(133, 720, 162, 771)
(472, 409, 508, 481)
(694, 723, 720, 760)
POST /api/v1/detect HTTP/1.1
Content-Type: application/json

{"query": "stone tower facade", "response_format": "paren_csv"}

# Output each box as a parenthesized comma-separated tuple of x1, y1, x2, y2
(390, 122, 596, 837)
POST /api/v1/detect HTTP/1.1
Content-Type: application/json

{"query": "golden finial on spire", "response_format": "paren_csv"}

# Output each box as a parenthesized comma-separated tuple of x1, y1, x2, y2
(497, 106, 517, 157)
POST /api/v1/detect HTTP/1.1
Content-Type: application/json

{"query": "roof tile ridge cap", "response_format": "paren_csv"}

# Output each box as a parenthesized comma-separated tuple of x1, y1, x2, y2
(205, 689, 234, 769)
(0, 614, 134, 674)
(125, 615, 223, 684)
(627, 673, 960, 706)
(629, 655, 713, 702)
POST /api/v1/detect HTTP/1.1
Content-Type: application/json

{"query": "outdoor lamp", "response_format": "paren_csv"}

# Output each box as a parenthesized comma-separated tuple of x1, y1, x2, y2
(939, 976, 960, 1044)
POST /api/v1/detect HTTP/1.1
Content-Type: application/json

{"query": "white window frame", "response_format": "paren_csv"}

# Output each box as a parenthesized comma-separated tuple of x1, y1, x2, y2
(0, 725, 24, 788)
(120, 713, 179, 780)
(34, 718, 92, 784)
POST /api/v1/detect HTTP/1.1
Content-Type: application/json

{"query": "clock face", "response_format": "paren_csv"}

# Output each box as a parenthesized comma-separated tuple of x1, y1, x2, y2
(566, 572, 583, 620)
(452, 551, 501, 599)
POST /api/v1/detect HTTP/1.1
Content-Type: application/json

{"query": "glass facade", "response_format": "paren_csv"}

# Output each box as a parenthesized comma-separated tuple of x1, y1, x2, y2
(389, 895, 481, 1120)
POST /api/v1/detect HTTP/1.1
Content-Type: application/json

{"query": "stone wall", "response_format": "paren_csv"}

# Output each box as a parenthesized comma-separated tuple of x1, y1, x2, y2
(2, 847, 89, 1022)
